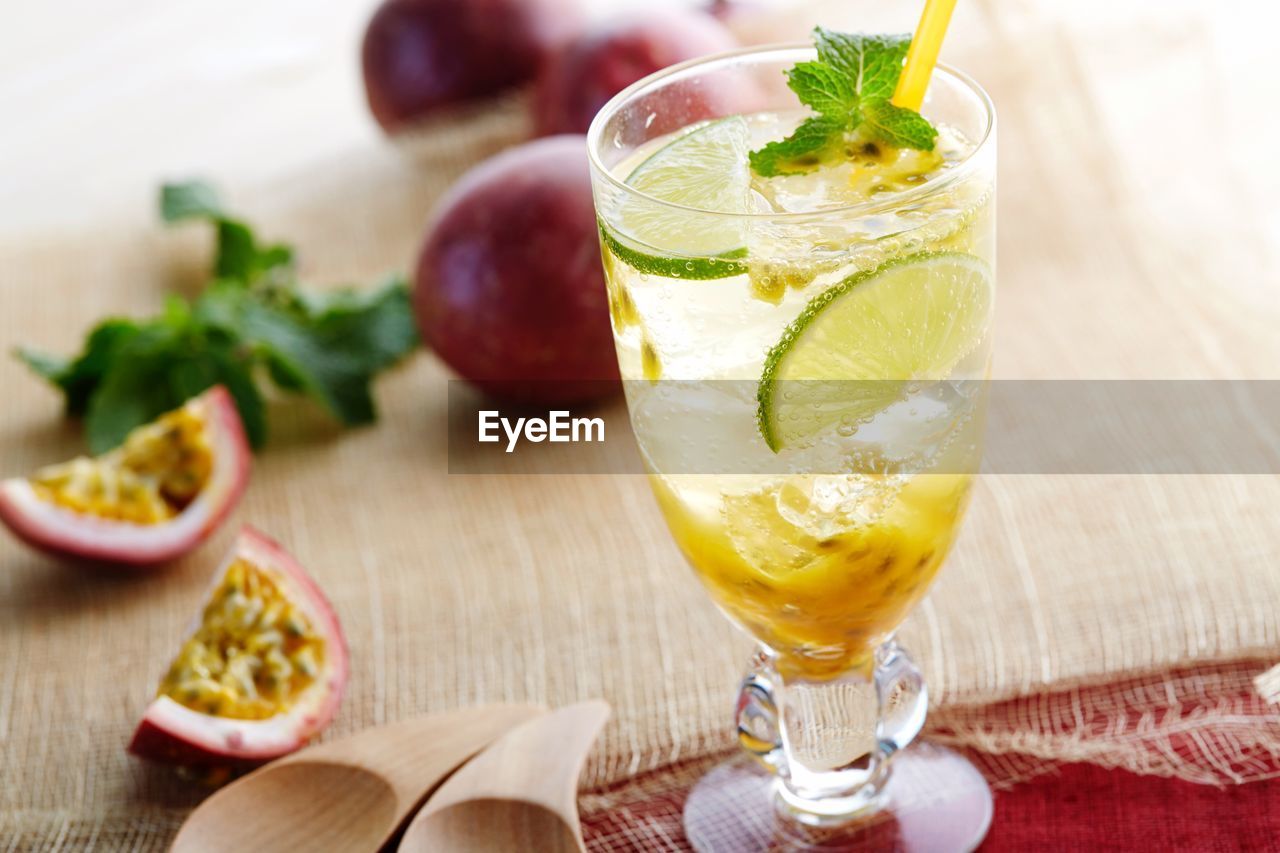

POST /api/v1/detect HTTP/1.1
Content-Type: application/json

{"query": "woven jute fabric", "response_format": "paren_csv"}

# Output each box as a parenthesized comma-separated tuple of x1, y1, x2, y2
(4, 9, 1280, 846)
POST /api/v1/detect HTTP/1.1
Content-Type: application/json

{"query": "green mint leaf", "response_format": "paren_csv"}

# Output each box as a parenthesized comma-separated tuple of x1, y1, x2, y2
(256, 244, 295, 272)
(161, 181, 225, 222)
(211, 219, 293, 283)
(813, 30, 910, 104)
(19, 182, 416, 454)
(297, 277, 420, 371)
(83, 322, 190, 452)
(17, 296, 266, 451)
(204, 343, 268, 448)
(749, 116, 846, 178)
(862, 99, 939, 150)
(160, 180, 294, 284)
(16, 348, 71, 384)
(164, 335, 268, 448)
(79, 301, 268, 451)
(214, 220, 257, 280)
(785, 61, 857, 122)
(211, 219, 269, 282)
(199, 283, 381, 426)
(86, 373, 174, 453)
(17, 320, 141, 417)
(206, 343, 268, 448)
(248, 305, 380, 426)
(162, 295, 191, 326)
(749, 28, 938, 175)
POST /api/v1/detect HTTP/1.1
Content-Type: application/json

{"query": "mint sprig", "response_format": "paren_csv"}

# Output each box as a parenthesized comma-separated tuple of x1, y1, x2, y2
(17, 181, 418, 452)
(160, 181, 295, 284)
(749, 28, 938, 177)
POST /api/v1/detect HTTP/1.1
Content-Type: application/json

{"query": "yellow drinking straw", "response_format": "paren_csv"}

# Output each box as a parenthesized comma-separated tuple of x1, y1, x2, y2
(891, 0, 958, 111)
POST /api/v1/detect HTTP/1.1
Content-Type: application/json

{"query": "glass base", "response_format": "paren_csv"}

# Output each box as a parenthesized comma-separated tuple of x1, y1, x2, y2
(684, 742, 992, 852)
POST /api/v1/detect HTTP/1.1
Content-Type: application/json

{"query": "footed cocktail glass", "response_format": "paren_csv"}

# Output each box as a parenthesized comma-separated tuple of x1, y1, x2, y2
(588, 44, 996, 851)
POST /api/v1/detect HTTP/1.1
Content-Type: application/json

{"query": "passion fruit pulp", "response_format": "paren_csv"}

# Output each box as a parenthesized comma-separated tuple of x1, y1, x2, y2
(0, 386, 250, 565)
(130, 527, 348, 767)
(33, 400, 213, 522)
(159, 557, 326, 720)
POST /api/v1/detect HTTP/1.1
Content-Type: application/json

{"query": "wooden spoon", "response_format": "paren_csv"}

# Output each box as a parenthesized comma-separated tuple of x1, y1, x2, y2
(170, 704, 544, 853)
(398, 700, 611, 853)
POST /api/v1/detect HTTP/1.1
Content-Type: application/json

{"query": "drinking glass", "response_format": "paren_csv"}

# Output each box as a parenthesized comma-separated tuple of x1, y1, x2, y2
(588, 44, 996, 851)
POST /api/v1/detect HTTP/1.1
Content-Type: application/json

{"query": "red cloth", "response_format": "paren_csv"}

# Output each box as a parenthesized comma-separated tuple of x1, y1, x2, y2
(583, 758, 1280, 850)
(981, 763, 1280, 852)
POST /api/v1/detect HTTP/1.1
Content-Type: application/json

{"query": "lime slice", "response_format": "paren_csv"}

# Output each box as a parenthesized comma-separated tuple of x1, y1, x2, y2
(602, 117, 751, 280)
(757, 252, 993, 452)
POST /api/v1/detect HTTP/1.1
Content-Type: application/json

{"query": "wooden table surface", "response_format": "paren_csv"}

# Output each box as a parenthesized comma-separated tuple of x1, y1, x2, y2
(2, 0, 1278, 848)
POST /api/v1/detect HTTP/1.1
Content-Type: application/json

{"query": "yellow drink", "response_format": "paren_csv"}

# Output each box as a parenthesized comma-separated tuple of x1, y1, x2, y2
(590, 39, 1000, 838)
(600, 109, 994, 682)
(652, 472, 973, 680)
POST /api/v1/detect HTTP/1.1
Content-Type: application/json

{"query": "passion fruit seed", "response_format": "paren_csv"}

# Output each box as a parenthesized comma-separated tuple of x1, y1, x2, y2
(29, 401, 213, 524)
(159, 559, 325, 720)
(847, 144, 944, 198)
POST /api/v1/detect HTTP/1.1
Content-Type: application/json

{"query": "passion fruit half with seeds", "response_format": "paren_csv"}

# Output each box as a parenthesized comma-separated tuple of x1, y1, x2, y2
(0, 386, 249, 566)
(129, 526, 348, 767)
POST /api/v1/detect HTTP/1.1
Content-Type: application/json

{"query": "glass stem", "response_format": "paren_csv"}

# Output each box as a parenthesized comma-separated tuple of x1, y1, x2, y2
(735, 640, 928, 824)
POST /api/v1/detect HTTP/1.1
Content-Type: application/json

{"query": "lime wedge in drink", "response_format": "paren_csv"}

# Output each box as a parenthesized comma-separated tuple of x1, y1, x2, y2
(757, 252, 993, 452)
(601, 117, 751, 280)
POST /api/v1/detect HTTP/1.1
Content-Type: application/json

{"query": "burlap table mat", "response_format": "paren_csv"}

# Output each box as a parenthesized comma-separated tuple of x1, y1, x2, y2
(4, 1, 1280, 848)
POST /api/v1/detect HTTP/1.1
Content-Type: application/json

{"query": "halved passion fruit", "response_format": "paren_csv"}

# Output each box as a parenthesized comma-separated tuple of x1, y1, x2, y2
(0, 386, 249, 565)
(129, 527, 349, 767)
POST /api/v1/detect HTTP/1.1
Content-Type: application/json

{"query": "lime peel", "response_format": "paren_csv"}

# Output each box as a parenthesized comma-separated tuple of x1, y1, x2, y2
(604, 116, 752, 280)
(598, 223, 748, 280)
